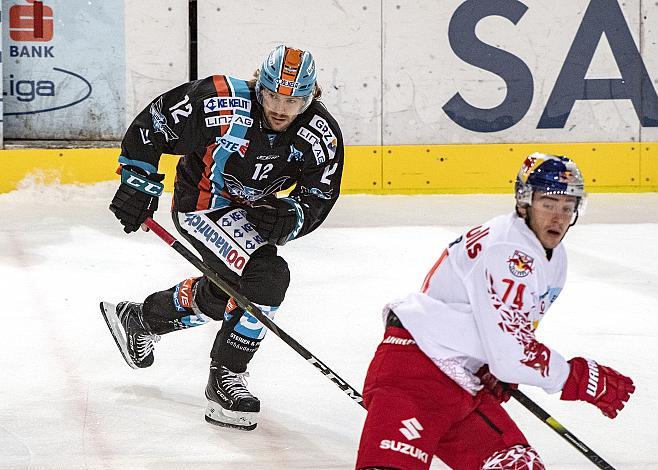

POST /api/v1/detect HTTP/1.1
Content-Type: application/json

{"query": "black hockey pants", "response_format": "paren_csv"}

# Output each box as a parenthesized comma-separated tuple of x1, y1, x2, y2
(141, 208, 290, 372)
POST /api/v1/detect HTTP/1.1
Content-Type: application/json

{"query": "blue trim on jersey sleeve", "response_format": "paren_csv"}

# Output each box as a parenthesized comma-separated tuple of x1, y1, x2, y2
(118, 156, 158, 175)
(229, 77, 251, 103)
(281, 197, 304, 241)
(209, 77, 255, 209)
(120, 167, 163, 196)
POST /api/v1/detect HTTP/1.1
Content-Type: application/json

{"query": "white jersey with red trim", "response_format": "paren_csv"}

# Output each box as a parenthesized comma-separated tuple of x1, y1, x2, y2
(387, 212, 570, 395)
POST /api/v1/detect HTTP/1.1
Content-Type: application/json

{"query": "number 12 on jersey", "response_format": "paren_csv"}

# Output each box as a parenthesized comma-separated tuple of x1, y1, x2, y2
(252, 163, 273, 180)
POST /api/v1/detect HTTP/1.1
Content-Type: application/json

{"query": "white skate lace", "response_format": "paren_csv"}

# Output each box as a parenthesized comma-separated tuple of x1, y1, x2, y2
(135, 333, 160, 362)
(119, 302, 160, 363)
(221, 369, 254, 399)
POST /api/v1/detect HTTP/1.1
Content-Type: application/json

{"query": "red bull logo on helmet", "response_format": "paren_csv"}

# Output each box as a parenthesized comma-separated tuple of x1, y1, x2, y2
(519, 153, 544, 183)
(559, 170, 579, 184)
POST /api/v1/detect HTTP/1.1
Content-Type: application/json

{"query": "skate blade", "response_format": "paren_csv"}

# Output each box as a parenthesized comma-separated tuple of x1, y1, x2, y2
(99, 302, 138, 370)
(205, 400, 258, 431)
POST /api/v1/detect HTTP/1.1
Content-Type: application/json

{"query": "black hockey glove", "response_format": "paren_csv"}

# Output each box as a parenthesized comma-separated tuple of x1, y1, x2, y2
(109, 166, 165, 233)
(244, 197, 302, 245)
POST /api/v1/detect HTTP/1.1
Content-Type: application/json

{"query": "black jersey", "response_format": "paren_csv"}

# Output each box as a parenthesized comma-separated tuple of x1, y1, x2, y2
(118, 75, 344, 240)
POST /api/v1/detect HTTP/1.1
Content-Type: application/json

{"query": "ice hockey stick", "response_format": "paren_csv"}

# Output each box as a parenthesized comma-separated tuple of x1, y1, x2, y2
(144, 216, 614, 469)
(144, 217, 365, 408)
(509, 389, 615, 469)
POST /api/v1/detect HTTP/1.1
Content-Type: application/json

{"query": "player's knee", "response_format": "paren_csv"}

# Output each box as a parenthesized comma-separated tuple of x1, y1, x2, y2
(240, 251, 290, 306)
(194, 277, 229, 320)
(481, 445, 544, 469)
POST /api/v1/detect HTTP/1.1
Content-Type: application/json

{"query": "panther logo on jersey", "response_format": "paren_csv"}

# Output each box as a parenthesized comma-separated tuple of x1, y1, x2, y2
(150, 96, 178, 142)
(223, 172, 290, 202)
(288, 144, 303, 162)
(299, 185, 332, 200)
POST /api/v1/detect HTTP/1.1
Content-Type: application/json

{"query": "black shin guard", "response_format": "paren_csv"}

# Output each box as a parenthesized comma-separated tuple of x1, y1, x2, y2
(209, 246, 291, 372)
(210, 309, 262, 373)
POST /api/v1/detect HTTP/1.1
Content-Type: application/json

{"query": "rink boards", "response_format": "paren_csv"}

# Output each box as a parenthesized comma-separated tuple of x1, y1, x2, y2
(1, 142, 657, 194)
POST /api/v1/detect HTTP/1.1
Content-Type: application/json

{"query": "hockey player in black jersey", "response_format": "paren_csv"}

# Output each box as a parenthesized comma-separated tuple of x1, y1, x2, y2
(101, 45, 344, 430)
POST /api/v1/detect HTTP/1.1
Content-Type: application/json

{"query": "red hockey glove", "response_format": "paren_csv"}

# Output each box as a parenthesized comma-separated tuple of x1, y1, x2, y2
(560, 357, 635, 419)
(476, 365, 518, 403)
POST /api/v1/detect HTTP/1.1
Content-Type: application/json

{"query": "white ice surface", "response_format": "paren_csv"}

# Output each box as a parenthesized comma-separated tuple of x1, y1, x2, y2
(1, 183, 657, 469)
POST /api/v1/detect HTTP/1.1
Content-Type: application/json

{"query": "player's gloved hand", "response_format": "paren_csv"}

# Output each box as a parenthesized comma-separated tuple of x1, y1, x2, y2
(244, 197, 301, 245)
(109, 166, 165, 233)
(476, 365, 517, 403)
(560, 357, 635, 419)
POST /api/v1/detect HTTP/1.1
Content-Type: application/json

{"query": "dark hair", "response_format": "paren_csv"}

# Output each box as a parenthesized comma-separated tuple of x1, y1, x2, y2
(247, 69, 322, 100)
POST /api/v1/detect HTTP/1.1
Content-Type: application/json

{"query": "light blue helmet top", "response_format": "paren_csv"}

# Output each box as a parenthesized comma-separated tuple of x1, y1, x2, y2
(259, 45, 315, 96)
(257, 45, 317, 100)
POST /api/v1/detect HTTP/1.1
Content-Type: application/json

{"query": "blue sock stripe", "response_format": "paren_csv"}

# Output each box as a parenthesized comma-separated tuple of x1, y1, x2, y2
(181, 313, 211, 327)
(232, 304, 278, 340)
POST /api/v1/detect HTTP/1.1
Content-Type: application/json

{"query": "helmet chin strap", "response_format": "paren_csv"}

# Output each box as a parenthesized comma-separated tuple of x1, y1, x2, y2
(255, 94, 283, 132)
(259, 109, 277, 132)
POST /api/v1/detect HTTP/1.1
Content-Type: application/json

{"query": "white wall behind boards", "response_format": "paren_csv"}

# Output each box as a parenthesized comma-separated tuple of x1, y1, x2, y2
(1, 2, 4, 146)
(196, 0, 383, 146)
(195, 0, 658, 145)
(1, 0, 657, 145)
(124, 0, 188, 126)
(641, 0, 658, 142)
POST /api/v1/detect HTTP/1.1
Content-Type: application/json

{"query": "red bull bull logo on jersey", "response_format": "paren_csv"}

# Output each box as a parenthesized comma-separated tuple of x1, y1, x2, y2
(507, 250, 534, 277)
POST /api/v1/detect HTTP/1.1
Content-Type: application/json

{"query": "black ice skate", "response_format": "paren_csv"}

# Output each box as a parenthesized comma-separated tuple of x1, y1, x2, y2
(100, 301, 160, 369)
(205, 362, 260, 431)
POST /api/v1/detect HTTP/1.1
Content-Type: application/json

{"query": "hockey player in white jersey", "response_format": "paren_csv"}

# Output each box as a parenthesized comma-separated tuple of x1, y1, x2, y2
(355, 153, 635, 470)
